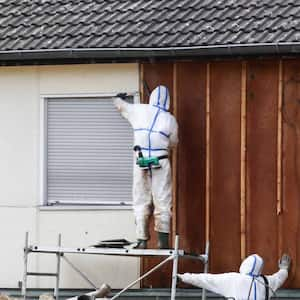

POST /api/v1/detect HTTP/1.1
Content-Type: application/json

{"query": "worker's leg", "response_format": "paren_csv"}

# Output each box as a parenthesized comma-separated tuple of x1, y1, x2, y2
(152, 159, 172, 249)
(133, 164, 152, 247)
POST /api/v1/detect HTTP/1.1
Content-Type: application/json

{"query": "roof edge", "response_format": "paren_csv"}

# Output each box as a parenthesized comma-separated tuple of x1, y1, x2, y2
(1, 43, 300, 63)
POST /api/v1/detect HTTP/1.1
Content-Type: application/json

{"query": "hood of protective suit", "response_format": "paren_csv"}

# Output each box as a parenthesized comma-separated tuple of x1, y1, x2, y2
(239, 254, 264, 276)
(149, 85, 170, 111)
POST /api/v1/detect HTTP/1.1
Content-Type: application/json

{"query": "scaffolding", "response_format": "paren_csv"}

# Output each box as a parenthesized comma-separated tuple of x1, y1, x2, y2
(22, 232, 209, 300)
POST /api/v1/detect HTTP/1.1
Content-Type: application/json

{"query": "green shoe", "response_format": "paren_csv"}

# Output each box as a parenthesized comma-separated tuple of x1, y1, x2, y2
(157, 232, 169, 249)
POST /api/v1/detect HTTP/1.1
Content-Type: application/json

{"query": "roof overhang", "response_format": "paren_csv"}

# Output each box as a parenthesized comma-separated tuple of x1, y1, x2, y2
(1, 42, 300, 64)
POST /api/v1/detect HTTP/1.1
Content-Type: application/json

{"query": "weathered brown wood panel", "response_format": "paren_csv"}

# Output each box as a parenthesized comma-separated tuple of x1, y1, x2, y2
(139, 59, 300, 289)
(209, 61, 242, 272)
(246, 61, 278, 273)
(175, 62, 206, 275)
(281, 60, 300, 287)
(140, 62, 174, 287)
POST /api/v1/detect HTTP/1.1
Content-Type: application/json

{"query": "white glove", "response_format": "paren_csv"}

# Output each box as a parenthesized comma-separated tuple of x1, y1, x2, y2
(278, 253, 291, 270)
(177, 274, 183, 281)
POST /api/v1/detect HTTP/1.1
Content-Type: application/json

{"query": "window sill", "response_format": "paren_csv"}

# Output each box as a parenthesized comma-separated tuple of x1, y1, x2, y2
(39, 205, 133, 211)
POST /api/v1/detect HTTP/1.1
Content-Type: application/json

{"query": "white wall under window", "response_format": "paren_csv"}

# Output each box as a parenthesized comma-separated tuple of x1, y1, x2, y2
(43, 96, 135, 206)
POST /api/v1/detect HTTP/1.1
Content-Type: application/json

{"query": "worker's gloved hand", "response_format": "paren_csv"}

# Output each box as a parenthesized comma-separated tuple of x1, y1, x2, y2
(177, 274, 183, 282)
(116, 93, 128, 100)
(279, 253, 291, 270)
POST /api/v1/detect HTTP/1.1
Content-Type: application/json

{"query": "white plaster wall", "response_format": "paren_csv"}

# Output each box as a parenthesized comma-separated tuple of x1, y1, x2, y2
(37, 209, 137, 289)
(0, 64, 139, 289)
(0, 208, 38, 288)
(0, 67, 39, 206)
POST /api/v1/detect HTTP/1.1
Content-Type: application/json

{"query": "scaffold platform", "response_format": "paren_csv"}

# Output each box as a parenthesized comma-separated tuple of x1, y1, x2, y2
(22, 233, 209, 300)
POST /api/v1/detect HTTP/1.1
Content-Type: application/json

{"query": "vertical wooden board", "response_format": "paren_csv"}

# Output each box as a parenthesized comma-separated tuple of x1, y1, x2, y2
(240, 62, 247, 260)
(209, 61, 242, 272)
(175, 62, 206, 276)
(140, 62, 174, 288)
(246, 61, 278, 273)
(281, 60, 300, 287)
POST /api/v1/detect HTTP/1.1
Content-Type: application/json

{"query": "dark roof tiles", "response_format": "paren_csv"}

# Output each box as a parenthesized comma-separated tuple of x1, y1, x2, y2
(0, 0, 300, 51)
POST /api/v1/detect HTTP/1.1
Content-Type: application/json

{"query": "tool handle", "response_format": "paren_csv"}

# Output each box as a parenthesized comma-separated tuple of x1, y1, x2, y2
(133, 145, 143, 158)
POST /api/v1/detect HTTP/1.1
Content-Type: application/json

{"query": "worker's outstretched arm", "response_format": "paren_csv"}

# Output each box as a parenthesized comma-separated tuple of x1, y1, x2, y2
(178, 273, 234, 297)
(113, 94, 133, 121)
(267, 269, 288, 293)
(267, 254, 290, 293)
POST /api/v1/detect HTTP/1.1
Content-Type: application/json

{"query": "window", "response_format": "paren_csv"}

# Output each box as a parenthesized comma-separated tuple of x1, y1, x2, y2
(43, 95, 135, 206)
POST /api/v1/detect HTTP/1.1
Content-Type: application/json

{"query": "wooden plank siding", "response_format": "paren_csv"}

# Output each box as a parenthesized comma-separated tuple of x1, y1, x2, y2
(246, 61, 279, 274)
(140, 59, 300, 288)
(281, 60, 300, 287)
(175, 62, 206, 276)
(209, 62, 242, 272)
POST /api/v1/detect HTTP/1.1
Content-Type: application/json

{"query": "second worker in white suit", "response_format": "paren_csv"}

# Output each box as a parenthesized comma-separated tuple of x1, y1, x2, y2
(178, 253, 291, 300)
(114, 85, 178, 249)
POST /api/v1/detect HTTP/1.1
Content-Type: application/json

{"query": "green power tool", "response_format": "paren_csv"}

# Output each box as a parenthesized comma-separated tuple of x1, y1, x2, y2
(134, 145, 161, 169)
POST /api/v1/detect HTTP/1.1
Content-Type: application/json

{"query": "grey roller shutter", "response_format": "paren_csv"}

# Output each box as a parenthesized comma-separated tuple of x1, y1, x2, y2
(46, 97, 133, 205)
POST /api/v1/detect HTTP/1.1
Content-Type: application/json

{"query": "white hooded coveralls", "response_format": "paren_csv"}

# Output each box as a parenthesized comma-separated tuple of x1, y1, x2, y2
(179, 254, 288, 300)
(114, 86, 178, 240)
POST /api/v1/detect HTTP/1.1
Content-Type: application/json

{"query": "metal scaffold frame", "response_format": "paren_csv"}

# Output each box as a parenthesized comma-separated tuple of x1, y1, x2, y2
(22, 232, 209, 300)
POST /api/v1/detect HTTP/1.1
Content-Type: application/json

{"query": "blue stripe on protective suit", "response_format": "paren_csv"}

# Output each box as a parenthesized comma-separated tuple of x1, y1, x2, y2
(152, 104, 168, 111)
(158, 131, 170, 138)
(147, 86, 162, 156)
(134, 128, 170, 138)
(148, 108, 160, 156)
(249, 255, 257, 276)
(248, 255, 258, 300)
(163, 86, 168, 109)
(141, 147, 168, 152)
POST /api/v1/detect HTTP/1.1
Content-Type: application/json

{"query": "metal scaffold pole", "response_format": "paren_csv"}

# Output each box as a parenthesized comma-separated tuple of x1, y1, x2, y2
(22, 232, 29, 300)
(55, 234, 62, 300)
(171, 235, 179, 300)
(202, 241, 210, 300)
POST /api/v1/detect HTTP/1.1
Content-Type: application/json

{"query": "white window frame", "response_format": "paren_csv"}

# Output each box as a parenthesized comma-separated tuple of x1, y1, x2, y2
(40, 92, 139, 208)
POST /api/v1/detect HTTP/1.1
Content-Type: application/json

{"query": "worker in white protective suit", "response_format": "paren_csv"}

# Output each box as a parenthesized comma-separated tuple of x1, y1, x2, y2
(178, 253, 291, 300)
(114, 85, 178, 249)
